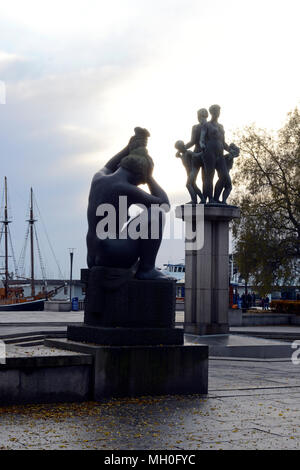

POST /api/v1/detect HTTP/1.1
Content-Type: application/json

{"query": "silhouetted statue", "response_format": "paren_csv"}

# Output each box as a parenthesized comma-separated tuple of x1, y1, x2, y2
(86, 127, 170, 280)
(176, 105, 240, 205)
(175, 140, 198, 204)
(214, 143, 240, 204)
(200, 104, 230, 203)
(185, 108, 209, 153)
(175, 108, 208, 203)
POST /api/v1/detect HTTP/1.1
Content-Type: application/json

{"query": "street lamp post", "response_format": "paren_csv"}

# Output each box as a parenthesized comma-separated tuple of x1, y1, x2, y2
(68, 248, 75, 304)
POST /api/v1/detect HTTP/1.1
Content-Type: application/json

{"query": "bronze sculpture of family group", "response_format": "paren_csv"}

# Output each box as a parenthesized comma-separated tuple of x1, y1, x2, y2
(86, 105, 240, 279)
(175, 104, 239, 205)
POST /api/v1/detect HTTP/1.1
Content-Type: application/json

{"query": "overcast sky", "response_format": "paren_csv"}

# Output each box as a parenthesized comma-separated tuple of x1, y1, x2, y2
(0, 0, 299, 279)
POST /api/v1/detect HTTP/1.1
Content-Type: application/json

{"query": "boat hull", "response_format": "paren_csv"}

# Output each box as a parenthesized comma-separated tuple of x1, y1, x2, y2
(0, 299, 45, 311)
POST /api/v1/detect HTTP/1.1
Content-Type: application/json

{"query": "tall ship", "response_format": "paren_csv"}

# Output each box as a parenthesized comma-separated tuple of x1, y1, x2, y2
(0, 177, 65, 310)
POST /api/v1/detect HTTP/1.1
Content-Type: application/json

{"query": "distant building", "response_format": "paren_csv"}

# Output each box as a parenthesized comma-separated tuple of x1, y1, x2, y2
(160, 258, 299, 304)
(160, 263, 185, 299)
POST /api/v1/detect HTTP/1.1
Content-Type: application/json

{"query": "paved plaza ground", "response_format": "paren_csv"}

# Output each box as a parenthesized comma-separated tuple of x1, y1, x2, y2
(0, 311, 84, 337)
(0, 310, 300, 450)
(0, 357, 300, 450)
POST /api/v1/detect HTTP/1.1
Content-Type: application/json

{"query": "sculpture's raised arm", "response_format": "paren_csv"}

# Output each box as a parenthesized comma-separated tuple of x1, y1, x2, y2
(104, 145, 130, 173)
(147, 175, 170, 207)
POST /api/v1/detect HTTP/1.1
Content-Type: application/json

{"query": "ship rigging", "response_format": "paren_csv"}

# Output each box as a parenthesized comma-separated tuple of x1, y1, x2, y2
(0, 177, 66, 310)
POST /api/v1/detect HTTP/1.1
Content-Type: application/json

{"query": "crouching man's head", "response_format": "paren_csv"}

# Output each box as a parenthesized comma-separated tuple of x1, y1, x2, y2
(120, 147, 154, 185)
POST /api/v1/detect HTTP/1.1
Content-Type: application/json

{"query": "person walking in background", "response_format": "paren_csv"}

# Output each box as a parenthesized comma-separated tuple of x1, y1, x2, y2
(265, 296, 270, 310)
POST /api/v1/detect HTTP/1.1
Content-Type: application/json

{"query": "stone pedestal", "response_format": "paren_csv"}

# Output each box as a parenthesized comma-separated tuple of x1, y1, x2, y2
(82, 267, 176, 328)
(176, 204, 240, 335)
(68, 267, 183, 345)
(54, 266, 209, 398)
(45, 338, 209, 398)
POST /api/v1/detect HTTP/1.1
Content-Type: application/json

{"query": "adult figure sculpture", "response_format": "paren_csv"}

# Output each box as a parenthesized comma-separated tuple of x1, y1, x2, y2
(86, 127, 170, 280)
(177, 108, 208, 203)
(200, 104, 230, 203)
(185, 108, 209, 153)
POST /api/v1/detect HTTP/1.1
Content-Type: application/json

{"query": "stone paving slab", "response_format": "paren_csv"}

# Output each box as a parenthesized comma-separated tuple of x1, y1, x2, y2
(185, 334, 294, 358)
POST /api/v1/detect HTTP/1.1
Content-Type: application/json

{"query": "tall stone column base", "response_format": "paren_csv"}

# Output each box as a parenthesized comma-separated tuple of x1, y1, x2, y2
(176, 204, 240, 336)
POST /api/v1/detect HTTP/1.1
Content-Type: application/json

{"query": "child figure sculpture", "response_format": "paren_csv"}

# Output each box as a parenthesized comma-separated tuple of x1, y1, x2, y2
(175, 140, 204, 204)
(214, 143, 240, 204)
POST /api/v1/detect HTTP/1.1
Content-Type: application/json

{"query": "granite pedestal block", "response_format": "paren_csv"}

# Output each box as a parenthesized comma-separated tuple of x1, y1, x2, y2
(176, 204, 240, 336)
(57, 266, 207, 397)
(45, 338, 209, 398)
(82, 267, 176, 328)
(67, 324, 183, 346)
(70, 266, 183, 346)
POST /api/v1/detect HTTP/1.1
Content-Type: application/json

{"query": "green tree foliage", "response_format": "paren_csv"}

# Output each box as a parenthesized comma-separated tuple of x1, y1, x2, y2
(231, 108, 300, 295)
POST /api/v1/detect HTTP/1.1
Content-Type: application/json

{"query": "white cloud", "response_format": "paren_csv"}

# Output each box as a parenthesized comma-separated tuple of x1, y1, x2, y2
(0, 51, 24, 63)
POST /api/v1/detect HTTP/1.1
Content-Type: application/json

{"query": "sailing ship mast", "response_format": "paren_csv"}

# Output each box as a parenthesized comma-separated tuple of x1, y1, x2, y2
(3, 177, 10, 298)
(28, 188, 35, 297)
(0, 181, 66, 310)
(1, 181, 37, 299)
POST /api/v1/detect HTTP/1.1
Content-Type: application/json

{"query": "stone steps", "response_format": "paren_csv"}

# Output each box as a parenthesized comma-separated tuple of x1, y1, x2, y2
(1, 331, 66, 347)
